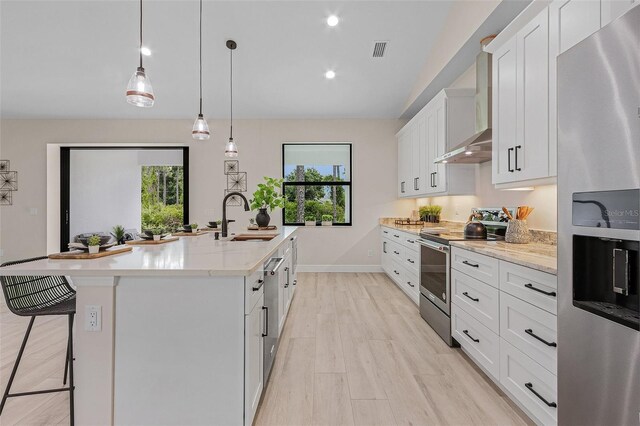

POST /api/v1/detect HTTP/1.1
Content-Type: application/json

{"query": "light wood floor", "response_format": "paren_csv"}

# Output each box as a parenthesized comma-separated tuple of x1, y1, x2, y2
(0, 272, 531, 425)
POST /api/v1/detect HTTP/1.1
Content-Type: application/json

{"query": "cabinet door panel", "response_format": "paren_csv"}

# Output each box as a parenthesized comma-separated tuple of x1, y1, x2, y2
(602, 0, 638, 25)
(410, 124, 421, 195)
(551, 0, 601, 55)
(492, 37, 518, 184)
(517, 7, 549, 180)
(245, 294, 264, 426)
(433, 101, 447, 192)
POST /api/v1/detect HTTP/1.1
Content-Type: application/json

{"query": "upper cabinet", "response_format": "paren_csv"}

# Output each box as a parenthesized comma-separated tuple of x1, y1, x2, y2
(601, 0, 638, 25)
(397, 89, 476, 198)
(493, 8, 550, 185)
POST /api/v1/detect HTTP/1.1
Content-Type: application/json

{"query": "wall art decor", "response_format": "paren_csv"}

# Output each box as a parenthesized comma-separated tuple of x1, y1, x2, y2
(224, 160, 239, 175)
(227, 171, 247, 192)
(224, 189, 243, 207)
(0, 160, 18, 206)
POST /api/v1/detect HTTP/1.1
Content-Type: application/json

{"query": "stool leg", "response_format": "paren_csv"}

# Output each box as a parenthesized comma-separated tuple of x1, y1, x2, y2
(0, 316, 36, 415)
(63, 337, 70, 385)
(68, 313, 74, 426)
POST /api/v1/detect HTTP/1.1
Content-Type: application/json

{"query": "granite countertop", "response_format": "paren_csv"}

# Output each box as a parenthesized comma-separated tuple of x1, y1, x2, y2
(380, 222, 464, 236)
(450, 240, 557, 275)
(0, 227, 298, 277)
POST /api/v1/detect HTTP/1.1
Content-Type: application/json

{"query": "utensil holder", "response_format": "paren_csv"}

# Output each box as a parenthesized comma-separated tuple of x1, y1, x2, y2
(505, 219, 531, 244)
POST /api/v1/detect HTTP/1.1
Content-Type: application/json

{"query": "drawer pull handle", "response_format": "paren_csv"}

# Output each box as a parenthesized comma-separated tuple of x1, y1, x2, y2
(524, 283, 556, 297)
(407, 239, 415, 243)
(394, 234, 400, 238)
(525, 382, 557, 408)
(462, 329, 479, 343)
(525, 329, 557, 347)
(394, 251, 400, 255)
(407, 281, 415, 287)
(407, 259, 415, 264)
(383, 231, 388, 234)
(462, 260, 479, 268)
(252, 279, 264, 291)
(462, 292, 479, 302)
(394, 270, 400, 275)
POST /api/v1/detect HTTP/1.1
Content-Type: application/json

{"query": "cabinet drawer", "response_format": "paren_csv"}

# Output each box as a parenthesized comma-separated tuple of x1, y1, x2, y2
(500, 260, 557, 315)
(404, 250, 419, 273)
(500, 339, 557, 426)
(245, 270, 265, 313)
(388, 241, 405, 263)
(452, 303, 500, 380)
(380, 227, 392, 239)
(500, 292, 557, 375)
(399, 233, 420, 253)
(388, 261, 419, 305)
(451, 247, 499, 288)
(451, 269, 500, 333)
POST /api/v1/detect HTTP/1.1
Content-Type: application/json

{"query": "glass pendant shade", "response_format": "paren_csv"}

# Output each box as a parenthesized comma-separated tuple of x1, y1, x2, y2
(192, 114, 210, 140)
(126, 67, 155, 107)
(225, 138, 238, 157)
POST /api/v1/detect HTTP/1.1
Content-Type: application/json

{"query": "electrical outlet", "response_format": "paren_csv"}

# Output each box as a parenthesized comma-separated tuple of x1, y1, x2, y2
(85, 305, 102, 332)
(368, 250, 374, 257)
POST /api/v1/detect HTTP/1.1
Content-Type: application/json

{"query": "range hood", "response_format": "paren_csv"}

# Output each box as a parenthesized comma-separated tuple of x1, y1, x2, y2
(434, 39, 494, 164)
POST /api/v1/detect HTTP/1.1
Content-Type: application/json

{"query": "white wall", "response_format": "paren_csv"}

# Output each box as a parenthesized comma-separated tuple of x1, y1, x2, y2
(69, 150, 142, 239)
(0, 119, 413, 268)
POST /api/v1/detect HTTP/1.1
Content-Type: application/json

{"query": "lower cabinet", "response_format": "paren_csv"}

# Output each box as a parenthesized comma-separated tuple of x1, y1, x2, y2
(381, 227, 419, 305)
(451, 246, 558, 425)
(245, 293, 264, 426)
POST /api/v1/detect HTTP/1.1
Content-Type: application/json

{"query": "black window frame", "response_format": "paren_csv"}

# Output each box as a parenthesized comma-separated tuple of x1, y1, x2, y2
(60, 146, 189, 252)
(281, 143, 352, 227)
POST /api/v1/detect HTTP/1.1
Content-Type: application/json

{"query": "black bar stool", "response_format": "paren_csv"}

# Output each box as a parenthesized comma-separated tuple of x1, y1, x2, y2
(0, 256, 76, 425)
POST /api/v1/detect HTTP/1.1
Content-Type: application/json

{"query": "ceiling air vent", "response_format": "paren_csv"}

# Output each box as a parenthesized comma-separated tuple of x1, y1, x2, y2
(372, 41, 388, 58)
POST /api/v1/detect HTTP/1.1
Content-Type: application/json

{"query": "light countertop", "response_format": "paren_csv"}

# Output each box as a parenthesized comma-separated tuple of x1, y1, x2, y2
(380, 222, 463, 236)
(450, 240, 557, 275)
(0, 227, 298, 277)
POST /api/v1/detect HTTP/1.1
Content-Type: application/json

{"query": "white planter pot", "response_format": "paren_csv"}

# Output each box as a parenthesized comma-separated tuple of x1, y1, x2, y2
(191, 228, 198, 233)
(88, 245, 99, 254)
(305, 221, 316, 226)
(153, 235, 161, 241)
(322, 221, 333, 226)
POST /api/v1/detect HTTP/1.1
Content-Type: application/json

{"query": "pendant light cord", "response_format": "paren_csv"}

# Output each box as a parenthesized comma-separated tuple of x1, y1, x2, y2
(229, 47, 233, 140)
(139, 0, 143, 69)
(198, 0, 203, 115)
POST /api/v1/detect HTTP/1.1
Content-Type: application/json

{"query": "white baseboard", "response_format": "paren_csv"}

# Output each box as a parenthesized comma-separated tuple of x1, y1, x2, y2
(297, 264, 384, 273)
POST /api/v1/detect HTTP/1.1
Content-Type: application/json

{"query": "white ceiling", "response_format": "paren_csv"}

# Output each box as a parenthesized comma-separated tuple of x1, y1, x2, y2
(0, 1, 453, 119)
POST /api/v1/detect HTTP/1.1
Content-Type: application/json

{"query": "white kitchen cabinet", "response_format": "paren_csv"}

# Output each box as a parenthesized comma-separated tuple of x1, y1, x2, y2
(602, 0, 638, 25)
(397, 89, 476, 198)
(493, 8, 550, 185)
(550, 0, 601, 56)
(245, 293, 264, 426)
(380, 226, 419, 305)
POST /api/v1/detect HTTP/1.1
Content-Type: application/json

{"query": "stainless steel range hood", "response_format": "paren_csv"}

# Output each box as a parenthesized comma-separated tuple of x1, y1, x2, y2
(434, 42, 493, 164)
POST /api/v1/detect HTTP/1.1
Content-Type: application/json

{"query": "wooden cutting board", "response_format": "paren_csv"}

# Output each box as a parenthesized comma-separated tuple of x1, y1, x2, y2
(125, 237, 179, 245)
(49, 246, 133, 259)
(247, 225, 277, 231)
(173, 231, 207, 236)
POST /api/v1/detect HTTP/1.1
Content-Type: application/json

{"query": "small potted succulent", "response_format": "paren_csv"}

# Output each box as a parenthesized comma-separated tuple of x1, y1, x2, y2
(431, 205, 442, 223)
(321, 214, 333, 226)
(111, 225, 126, 245)
(152, 227, 164, 241)
(305, 215, 316, 226)
(87, 234, 101, 254)
(190, 223, 198, 233)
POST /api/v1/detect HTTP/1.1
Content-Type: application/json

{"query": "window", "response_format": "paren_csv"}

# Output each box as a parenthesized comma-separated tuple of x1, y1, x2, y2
(282, 143, 352, 226)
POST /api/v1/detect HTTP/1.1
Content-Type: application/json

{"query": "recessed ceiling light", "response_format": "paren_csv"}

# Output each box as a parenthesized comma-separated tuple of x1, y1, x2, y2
(325, 70, 336, 79)
(327, 15, 339, 27)
(140, 46, 151, 56)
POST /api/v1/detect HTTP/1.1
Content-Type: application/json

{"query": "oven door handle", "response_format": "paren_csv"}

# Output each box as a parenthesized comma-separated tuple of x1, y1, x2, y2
(417, 238, 449, 252)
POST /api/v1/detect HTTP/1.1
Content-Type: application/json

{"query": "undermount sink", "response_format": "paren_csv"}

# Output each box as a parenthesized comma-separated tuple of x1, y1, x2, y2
(230, 234, 278, 242)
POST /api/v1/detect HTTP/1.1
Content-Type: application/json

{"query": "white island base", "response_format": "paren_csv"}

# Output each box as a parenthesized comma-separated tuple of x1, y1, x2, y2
(0, 228, 298, 425)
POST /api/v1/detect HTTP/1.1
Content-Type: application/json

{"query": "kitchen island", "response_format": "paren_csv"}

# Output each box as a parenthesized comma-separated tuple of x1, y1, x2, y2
(0, 227, 298, 426)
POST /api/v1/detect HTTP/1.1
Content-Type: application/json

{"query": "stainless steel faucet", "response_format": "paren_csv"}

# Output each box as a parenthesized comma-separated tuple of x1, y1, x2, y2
(221, 191, 250, 237)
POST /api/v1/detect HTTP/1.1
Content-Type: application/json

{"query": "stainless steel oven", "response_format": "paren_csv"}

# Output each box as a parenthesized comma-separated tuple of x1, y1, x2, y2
(417, 237, 453, 345)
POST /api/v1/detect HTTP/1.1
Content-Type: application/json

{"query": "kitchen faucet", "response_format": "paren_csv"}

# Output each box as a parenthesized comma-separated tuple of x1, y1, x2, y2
(221, 191, 250, 238)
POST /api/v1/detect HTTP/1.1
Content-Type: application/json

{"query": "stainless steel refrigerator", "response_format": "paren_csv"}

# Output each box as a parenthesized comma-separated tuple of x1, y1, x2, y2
(557, 5, 640, 425)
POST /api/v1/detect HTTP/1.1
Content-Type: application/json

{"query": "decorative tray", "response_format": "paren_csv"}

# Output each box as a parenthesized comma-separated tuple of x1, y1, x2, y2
(126, 237, 179, 245)
(49, 246, 133, 259)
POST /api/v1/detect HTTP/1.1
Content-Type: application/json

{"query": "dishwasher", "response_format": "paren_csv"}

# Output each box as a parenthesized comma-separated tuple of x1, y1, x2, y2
(262, 256, 284, 383)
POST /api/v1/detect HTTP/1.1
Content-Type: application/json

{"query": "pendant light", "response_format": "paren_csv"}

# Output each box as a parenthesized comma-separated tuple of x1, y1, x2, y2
(225, 40, 239, 157)
(192, 0, 210, 140)
(126, 0, 155, 107)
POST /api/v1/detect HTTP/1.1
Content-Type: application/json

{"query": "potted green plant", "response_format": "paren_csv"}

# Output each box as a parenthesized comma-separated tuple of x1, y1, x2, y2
(305, 215, 316, 226)
(321, 214, 333, 226)
(431, 205, 443, 223)
(419, 205, 432, 222)
(111, 225, 126, 245)
(87, 234, 101, 254)
(190, 223, 198, 233)
(250, 177, 285, 227)
(152, 227, 164, 241)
